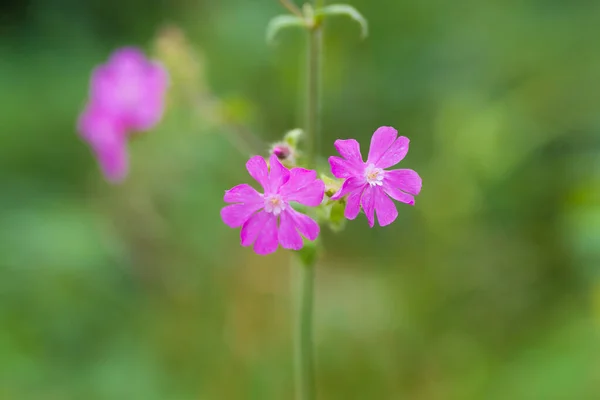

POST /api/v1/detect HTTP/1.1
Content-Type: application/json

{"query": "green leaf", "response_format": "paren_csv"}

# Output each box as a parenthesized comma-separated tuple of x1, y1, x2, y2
(266, 15, 306, 45)
(319, 4, 368, 39)
(284, 128, 304, 146)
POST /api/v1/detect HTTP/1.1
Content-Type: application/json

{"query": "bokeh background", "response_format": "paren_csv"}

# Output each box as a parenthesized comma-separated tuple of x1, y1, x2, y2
(2, 0, 600, 398)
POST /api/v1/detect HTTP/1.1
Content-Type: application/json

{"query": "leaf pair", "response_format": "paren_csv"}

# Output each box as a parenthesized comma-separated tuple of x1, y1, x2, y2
(267, 4, 369, 44)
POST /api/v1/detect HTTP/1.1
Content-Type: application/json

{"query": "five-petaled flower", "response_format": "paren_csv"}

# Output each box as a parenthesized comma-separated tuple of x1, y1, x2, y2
(221, 154, 325, 255)
(78, 47, 169, 182)
(329, 126, 422, 227)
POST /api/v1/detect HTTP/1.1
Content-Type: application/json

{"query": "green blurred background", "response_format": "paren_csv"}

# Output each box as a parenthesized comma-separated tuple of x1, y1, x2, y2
(2, 0, 600, 398)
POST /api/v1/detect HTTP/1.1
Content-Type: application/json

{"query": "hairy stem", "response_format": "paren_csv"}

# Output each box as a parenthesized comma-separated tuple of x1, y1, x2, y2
(305, 1, 323, 167)
(294, 1, 324, 400)
(293, 257, 316, 400)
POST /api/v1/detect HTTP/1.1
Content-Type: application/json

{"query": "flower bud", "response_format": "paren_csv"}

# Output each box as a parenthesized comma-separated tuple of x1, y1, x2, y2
(273, 144, 291, 160)
(269, 141, 297, 167)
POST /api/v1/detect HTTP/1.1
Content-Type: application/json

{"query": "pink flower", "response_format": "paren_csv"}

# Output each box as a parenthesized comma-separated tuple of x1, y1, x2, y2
(78, 103, 128, 182)
(329, 126, 422, 227)
(78, 47, 169, 182)
(221, 154, 325, 255)
(90, 48, 169, 131)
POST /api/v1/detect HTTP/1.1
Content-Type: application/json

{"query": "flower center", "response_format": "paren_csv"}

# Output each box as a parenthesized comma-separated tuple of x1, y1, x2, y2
(364, 163, 384, 187)
(264, 194, 286, 216)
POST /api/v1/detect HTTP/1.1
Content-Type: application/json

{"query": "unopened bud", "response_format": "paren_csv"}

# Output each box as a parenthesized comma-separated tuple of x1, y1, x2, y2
(270, 141, 297, 167)
(273, 144, 291, 160)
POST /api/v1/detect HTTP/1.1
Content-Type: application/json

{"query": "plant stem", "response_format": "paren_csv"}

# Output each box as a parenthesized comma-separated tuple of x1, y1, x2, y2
(294, 2, 323, 399)
(305, 0, 323, 167)
(293, 257, 316, 400)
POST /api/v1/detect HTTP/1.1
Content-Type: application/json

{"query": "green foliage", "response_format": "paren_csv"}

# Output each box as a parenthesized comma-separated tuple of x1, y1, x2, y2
(266, 14, 306, 45)
(318, 4, 368, 39)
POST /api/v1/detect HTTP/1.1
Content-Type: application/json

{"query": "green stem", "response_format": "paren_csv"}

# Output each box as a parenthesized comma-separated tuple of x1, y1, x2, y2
(294, 1, 324, 399)
(305, 1, 323, 167)
(293, 257, 316, 400)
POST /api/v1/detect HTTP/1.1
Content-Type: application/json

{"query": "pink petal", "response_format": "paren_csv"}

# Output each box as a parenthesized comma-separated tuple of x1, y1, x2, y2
(127, 96, 164, 132)
(223, 184, 263, 204)
(279, 168, 324, 206)
(329, 156, 362, 179)
(267, 154, 290, 193)
(283, 167, 316, 188)
(108, 47, 147, 68)
(334, 139, 363, 163)
(221, 203, 262, 228)
(246, 156, 269, 191)
(91, 64, 144, 117)
(133, 63, 169, 130)
(374, 187, 398, 226)
(330, 177, 365, 200)
(278, 210, 303, 250)
(286, 208, 320, 241)
(127, 64, 168, 131)
(95, 138, 129, 183)
(382, 180, 415, 205)
(344, 184, 366, 220)
(375, 136, 410, 169)
(240, 210, 268, 246)
(384, 169, 422, 195)
(78, 104, 129, 183)
(91, 48, 168, 133)
(253, 212, 279, 255)
(366, 126, 397, 165)
(360, 185, 376, 228)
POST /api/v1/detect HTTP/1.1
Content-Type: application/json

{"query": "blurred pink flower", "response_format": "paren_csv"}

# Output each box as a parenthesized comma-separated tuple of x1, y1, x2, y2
(329, 126, 422, 227)
(90, 48, 169, 131)
(221, 154, 325, 255)
(78, 47, 169, 182)
(78, 103, 128, 183)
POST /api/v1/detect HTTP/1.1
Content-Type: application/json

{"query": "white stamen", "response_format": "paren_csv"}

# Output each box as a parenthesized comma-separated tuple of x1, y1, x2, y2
(364, 163, 385, 187)
(264, 194, 286, 216)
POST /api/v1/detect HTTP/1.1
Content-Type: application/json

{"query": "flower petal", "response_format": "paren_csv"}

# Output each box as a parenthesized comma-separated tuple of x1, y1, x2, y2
(334, 139, 363, 163)
(329, 156, 362, 179)
(127, 63, 169, 131)
(221, 203, 262, 228)
(279, 168, 324, 206)
(91, 61, 144, 119)
(366, 126, 398, 165)
(240, 210, 269, 246)
(287, 208, 320, 241)
(78, 103, 129, 183)
(344, 185, 365, 220)
(330, 177, 365, 200)
(375, 136, 410, 169)
(382, 181, 415, 205)
(95, 138, 129, 183)
(108, 47, 147, 68)
(246, 156, 269, 191)
(283, 167, 316, 188)
(384, 169, 422, 196)
(360, 185, 376, 228)
(374, 187, 398, 226)
(223, 184, 263, 204)
(268, 154, 291, 193)
(278, 210, 303, 250)
(253, 212, 279, 255)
